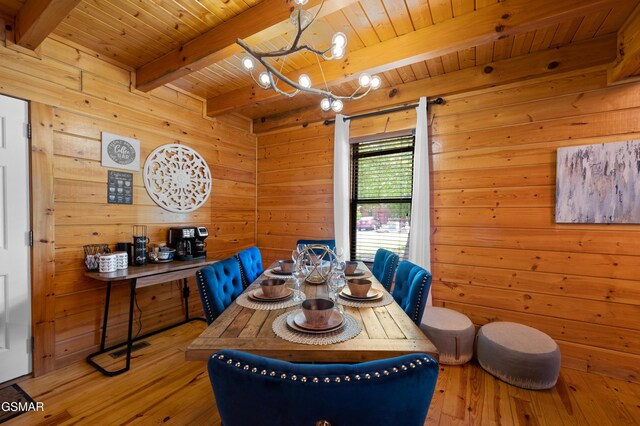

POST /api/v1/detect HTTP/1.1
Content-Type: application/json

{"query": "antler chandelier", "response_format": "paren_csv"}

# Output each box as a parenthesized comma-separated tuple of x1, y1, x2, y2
(237, 0, 381, 113)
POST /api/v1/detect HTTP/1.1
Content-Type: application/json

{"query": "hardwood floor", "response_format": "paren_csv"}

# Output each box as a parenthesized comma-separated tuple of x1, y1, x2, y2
(7, 322, 640, 425)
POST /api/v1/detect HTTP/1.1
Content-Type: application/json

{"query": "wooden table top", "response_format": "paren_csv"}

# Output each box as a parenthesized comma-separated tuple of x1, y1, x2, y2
(186, 261, 438, 363)
(85, 258, 218, 288)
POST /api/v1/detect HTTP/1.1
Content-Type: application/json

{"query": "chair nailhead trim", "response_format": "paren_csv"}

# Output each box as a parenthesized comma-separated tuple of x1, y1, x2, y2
(364, 374, 371, 379)
(235, 362, 241, 367)
(218, 354, 224, 360)
(313, 377, 319, 383)
(324, 377, 330, 383)
(261, 370, 267, 375)
(251, 367, 258, 373)
(401, 365, 407, 370)
(344, 376, 350, 381)
(281, 373, 287, 379)
(374, 372, 380, 378)
(291, 375, 297, 381)
(335, 377, 341, 383)
(270, 371, 276, 377)
(416, 360, 422, 365)
(392, 367, 398, 373)
(243, 365, 249, 370)
(301, 377, 307, 383)
(383, 370, 389, 375)
(227, 359, 233, 364)
(355, 374, 361, 380)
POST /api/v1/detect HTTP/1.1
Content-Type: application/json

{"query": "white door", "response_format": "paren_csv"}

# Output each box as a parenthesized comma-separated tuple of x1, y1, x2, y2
(0, 95, 31, 383)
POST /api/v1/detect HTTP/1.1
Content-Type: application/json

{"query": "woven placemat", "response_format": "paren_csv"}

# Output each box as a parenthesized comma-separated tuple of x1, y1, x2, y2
(272, 310, 362, 345)
(337, 291, 394, 308)
(236, 290, 305, 310)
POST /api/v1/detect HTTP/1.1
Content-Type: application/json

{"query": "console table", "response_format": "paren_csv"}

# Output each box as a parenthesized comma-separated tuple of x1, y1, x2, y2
(85, 258, 216, 376)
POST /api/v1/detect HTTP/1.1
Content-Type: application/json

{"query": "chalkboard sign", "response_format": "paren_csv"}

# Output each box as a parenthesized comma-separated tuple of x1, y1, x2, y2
(107, 170, 133, 204)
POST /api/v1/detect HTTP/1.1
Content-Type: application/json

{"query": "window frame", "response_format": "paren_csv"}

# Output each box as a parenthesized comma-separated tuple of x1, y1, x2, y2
(349, 132, 416, 262)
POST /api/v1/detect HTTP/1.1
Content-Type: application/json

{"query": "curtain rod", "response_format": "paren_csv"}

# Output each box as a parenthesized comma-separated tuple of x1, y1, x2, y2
(323, 97, 444, 126)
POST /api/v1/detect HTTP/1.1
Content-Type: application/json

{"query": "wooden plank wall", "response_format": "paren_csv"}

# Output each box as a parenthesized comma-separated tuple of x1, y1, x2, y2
(255, 66, 640, 383)
(256, 111, 417, 264)
(0, 34, 256, 372)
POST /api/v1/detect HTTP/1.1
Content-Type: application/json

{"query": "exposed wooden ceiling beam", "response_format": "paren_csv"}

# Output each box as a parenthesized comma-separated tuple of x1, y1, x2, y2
(207, 0, 620, 117)
(14, 0, 81, 50)
(608, 2, 640, 84)
(252, 35, 617, 133)
(136, 0, 359, 92)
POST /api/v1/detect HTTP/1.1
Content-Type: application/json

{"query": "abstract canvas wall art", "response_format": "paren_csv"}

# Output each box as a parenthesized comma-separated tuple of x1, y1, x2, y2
(555, 140, 640, 223)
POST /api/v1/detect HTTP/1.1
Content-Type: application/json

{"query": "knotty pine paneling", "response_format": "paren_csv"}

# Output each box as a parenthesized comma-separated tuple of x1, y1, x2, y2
(255, 67, 640, 382)
(0, 37, 256, 373)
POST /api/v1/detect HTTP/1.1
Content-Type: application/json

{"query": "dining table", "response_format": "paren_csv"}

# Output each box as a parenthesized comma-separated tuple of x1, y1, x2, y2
(185, 261, 438, 363)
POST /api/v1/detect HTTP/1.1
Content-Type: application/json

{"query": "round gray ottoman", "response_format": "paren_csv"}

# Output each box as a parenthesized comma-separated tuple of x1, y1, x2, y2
(420, 307, 475, 365)
(476, 322, 561, 390)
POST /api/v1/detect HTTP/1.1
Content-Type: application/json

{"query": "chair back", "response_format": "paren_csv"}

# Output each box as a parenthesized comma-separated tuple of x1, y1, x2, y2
(235, 246, 264, 288)
(208, 349, 439, 426)
(392, 260, 432, 325)
(296, 239, 336, 254)
(371, 248, 399, 291)
(195, 257, 244, 323)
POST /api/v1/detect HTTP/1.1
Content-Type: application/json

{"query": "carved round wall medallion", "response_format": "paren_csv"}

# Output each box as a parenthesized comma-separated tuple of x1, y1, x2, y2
(143, 144, 212, 213)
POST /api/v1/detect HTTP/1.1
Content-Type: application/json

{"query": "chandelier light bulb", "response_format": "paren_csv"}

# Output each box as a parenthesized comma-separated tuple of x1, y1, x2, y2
(370, 75, 381, 89)
(293, 0, 308, 5)
(298, 74, 312, 88)
(320, 98, 331, 111)
(358, 73, 371, 87)
(242, 56, 254, 70)
(259, 72, 271, 87)
(331, 99, 343, 112)
(331, 45, 345, 59)
(332, 32, 347, 49)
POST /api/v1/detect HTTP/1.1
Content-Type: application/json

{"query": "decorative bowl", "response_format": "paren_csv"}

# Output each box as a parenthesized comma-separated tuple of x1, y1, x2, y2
(301, 298, 335, 326)
(347, 278, 372, 297)
(260, 278, 287, 298)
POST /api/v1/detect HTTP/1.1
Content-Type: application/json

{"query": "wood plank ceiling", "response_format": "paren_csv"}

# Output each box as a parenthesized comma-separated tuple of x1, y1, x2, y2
(2, 0, 640, 124)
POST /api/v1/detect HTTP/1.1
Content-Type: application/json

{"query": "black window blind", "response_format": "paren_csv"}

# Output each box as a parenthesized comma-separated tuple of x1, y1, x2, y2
(350, 134, 415, 262)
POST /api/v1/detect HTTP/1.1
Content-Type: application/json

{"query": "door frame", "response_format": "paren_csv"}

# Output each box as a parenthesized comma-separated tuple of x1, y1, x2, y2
(29, 102, 56, 376)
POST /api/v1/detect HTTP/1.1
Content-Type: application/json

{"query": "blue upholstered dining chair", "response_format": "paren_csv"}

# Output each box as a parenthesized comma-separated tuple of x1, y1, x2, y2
(195, 257, 244, 324)
(208, 349, 439, 426)
(235, 246, 264, 288)
(371, 248, 399, 291)
(392, 260, 432, 325)
(296, 239, 336, 254)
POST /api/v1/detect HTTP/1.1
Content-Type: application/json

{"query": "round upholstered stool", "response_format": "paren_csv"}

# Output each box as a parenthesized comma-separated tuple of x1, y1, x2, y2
(476, 322, 561, 390)
(420, 307, 475, 365)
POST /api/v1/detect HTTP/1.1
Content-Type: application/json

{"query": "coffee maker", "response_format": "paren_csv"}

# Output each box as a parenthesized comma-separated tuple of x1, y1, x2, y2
(168, 226, 208, 260)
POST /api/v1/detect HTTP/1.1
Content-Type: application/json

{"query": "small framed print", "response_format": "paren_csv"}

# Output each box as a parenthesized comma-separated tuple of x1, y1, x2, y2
(101, 132, 140, 172)
(107, 170, 133, 204)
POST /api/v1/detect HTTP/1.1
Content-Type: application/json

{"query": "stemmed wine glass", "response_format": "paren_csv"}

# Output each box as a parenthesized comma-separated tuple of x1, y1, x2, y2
(291, 250, 304, 301)
(329, 272, 347, 315)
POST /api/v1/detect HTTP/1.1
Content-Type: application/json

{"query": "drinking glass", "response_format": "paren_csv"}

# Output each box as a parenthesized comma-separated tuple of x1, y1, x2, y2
(291, 250, 304, 301)
(329, 273, 347, 314)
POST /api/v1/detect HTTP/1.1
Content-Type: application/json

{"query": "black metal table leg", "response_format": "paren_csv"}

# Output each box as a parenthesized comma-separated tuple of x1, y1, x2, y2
(87, 274, 206, 377)
(99, 281, 112, 352)
(86, 278, 137, 376)
(183, 278, 190, 322)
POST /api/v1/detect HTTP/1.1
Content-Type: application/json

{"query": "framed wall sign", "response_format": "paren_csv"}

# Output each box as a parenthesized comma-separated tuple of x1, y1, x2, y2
(107, 170, 133, 204)
(101, 132, 140, 172)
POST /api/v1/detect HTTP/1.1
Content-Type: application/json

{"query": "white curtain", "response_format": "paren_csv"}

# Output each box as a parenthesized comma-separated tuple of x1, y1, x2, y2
(333, 114, 351, 260)
(408, 97, 431, 307)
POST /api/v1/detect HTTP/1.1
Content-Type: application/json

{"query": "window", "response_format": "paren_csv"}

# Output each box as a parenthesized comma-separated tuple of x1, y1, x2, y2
(350, 133, 415, 262)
